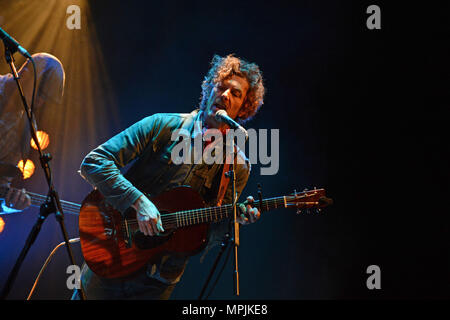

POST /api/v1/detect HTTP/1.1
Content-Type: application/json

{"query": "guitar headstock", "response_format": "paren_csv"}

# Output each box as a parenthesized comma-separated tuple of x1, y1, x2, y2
(286, 187, 333, 214)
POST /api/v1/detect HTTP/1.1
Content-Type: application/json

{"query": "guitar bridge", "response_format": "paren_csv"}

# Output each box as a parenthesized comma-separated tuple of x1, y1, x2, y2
(123, 218, 133, 248)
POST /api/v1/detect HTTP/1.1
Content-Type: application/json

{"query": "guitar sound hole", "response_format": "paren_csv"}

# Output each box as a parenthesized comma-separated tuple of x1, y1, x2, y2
(133, 229, 174, 250)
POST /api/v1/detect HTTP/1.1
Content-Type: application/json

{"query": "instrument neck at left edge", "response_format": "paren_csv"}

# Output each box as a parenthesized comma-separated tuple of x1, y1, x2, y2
(0, 185, 81, 215)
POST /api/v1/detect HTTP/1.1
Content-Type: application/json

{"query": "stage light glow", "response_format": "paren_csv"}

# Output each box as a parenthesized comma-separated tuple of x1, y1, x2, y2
(0, 217, 4, 234)
(17, 159, 35, 179)
(0, 0, 119, 197)
(30, 130, 50, 150)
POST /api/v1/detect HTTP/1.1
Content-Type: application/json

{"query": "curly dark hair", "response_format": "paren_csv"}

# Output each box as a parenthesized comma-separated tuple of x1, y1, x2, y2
(199, 54, 265, 124)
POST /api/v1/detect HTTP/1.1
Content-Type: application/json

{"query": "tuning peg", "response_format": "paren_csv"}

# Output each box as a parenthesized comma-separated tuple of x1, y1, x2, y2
(315, 208, 321, 214)
(296, 208, 302, 215)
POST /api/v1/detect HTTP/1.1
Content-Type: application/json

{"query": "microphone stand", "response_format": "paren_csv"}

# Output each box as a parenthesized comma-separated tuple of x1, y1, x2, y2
(198, 133, 242, 298)
(0, 47, 86, 300)
(229, 138, 240, 296)
(198, 233, 231, 300)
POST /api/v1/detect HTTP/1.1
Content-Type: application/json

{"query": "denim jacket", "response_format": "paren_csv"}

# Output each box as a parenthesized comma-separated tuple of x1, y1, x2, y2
(79, 109, 250, 283)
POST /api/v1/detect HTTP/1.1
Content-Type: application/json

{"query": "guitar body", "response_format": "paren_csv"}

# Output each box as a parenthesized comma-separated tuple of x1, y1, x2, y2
(79, 186, 210, 279)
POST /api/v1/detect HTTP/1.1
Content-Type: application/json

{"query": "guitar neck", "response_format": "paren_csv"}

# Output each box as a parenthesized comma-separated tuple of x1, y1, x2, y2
(0, 185, 81, 215)
(162, 196, 287, 229)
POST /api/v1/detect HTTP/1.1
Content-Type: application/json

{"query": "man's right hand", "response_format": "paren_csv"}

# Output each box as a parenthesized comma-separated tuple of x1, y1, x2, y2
(132, 195, 164, 236)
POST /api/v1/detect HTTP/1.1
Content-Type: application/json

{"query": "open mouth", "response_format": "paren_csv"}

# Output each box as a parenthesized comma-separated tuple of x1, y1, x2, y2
(213, 104, 226, 112)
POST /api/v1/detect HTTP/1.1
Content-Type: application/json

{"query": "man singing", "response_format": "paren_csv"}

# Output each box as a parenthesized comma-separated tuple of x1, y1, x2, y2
(76, 54, 265, 299)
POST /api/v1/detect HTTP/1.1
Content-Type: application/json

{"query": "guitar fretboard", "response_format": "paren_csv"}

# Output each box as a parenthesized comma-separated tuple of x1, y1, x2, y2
(167, 196, 287, 228)
(121, 196, 289, 232)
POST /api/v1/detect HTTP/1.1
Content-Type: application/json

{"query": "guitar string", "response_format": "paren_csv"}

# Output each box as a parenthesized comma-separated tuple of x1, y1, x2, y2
(29, 199, 81, 214)
(25, 191, 81, 215)
(2, 184, 318, 221)
(3, 191, 309, 219)
(3, 185, 312, 218)
(118, 198, 287, 231)
(118, 193, 320, 233)
(91, 192, 315, 232)
(45, 195, 280, 218)
(27, 191, 81, 208)
(121, 197, 285, 227)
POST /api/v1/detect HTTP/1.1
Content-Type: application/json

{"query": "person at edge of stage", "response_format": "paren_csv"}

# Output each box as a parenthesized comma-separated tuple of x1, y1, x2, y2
(74, 54, 265, 299)
(0, 53, 65, 214)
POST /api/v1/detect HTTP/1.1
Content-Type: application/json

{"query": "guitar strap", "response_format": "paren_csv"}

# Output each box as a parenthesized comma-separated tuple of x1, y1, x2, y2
(216, 145, 237, 206)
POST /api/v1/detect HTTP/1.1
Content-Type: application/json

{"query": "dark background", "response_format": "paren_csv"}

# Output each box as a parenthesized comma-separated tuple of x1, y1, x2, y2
(0, 0, 448, 300)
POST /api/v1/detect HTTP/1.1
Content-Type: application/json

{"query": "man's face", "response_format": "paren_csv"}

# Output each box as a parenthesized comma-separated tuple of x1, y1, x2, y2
(203, 75, 249, 129)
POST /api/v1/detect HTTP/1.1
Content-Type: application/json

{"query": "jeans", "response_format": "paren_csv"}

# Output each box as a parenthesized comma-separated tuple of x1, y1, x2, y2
(71, 263, 176, 300)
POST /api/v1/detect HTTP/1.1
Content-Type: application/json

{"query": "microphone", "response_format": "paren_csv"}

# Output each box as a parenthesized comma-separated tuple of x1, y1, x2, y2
(215, 109, 248, 140)
(0, 27, 32, 59)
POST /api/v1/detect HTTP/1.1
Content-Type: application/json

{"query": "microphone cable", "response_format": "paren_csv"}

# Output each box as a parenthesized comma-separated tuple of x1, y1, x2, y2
(26, 238, 80, 300)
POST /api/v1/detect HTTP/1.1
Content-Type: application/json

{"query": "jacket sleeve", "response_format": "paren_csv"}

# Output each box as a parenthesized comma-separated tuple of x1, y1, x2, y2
(79, 114, 160, 213)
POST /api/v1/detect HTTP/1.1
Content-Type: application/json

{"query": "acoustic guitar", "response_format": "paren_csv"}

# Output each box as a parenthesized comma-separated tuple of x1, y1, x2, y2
(78, 185, 332, 279)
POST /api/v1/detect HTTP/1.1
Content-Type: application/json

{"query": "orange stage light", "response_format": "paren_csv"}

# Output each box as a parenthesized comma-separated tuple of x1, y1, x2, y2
(17, 159, 36, 179)
(0, 217, 4, 234)
(30, 130, 50, 150)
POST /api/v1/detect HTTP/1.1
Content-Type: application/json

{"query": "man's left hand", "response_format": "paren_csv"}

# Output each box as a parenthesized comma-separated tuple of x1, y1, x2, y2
(237, 196, 260, 225)
(5, 187, 31, 211)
